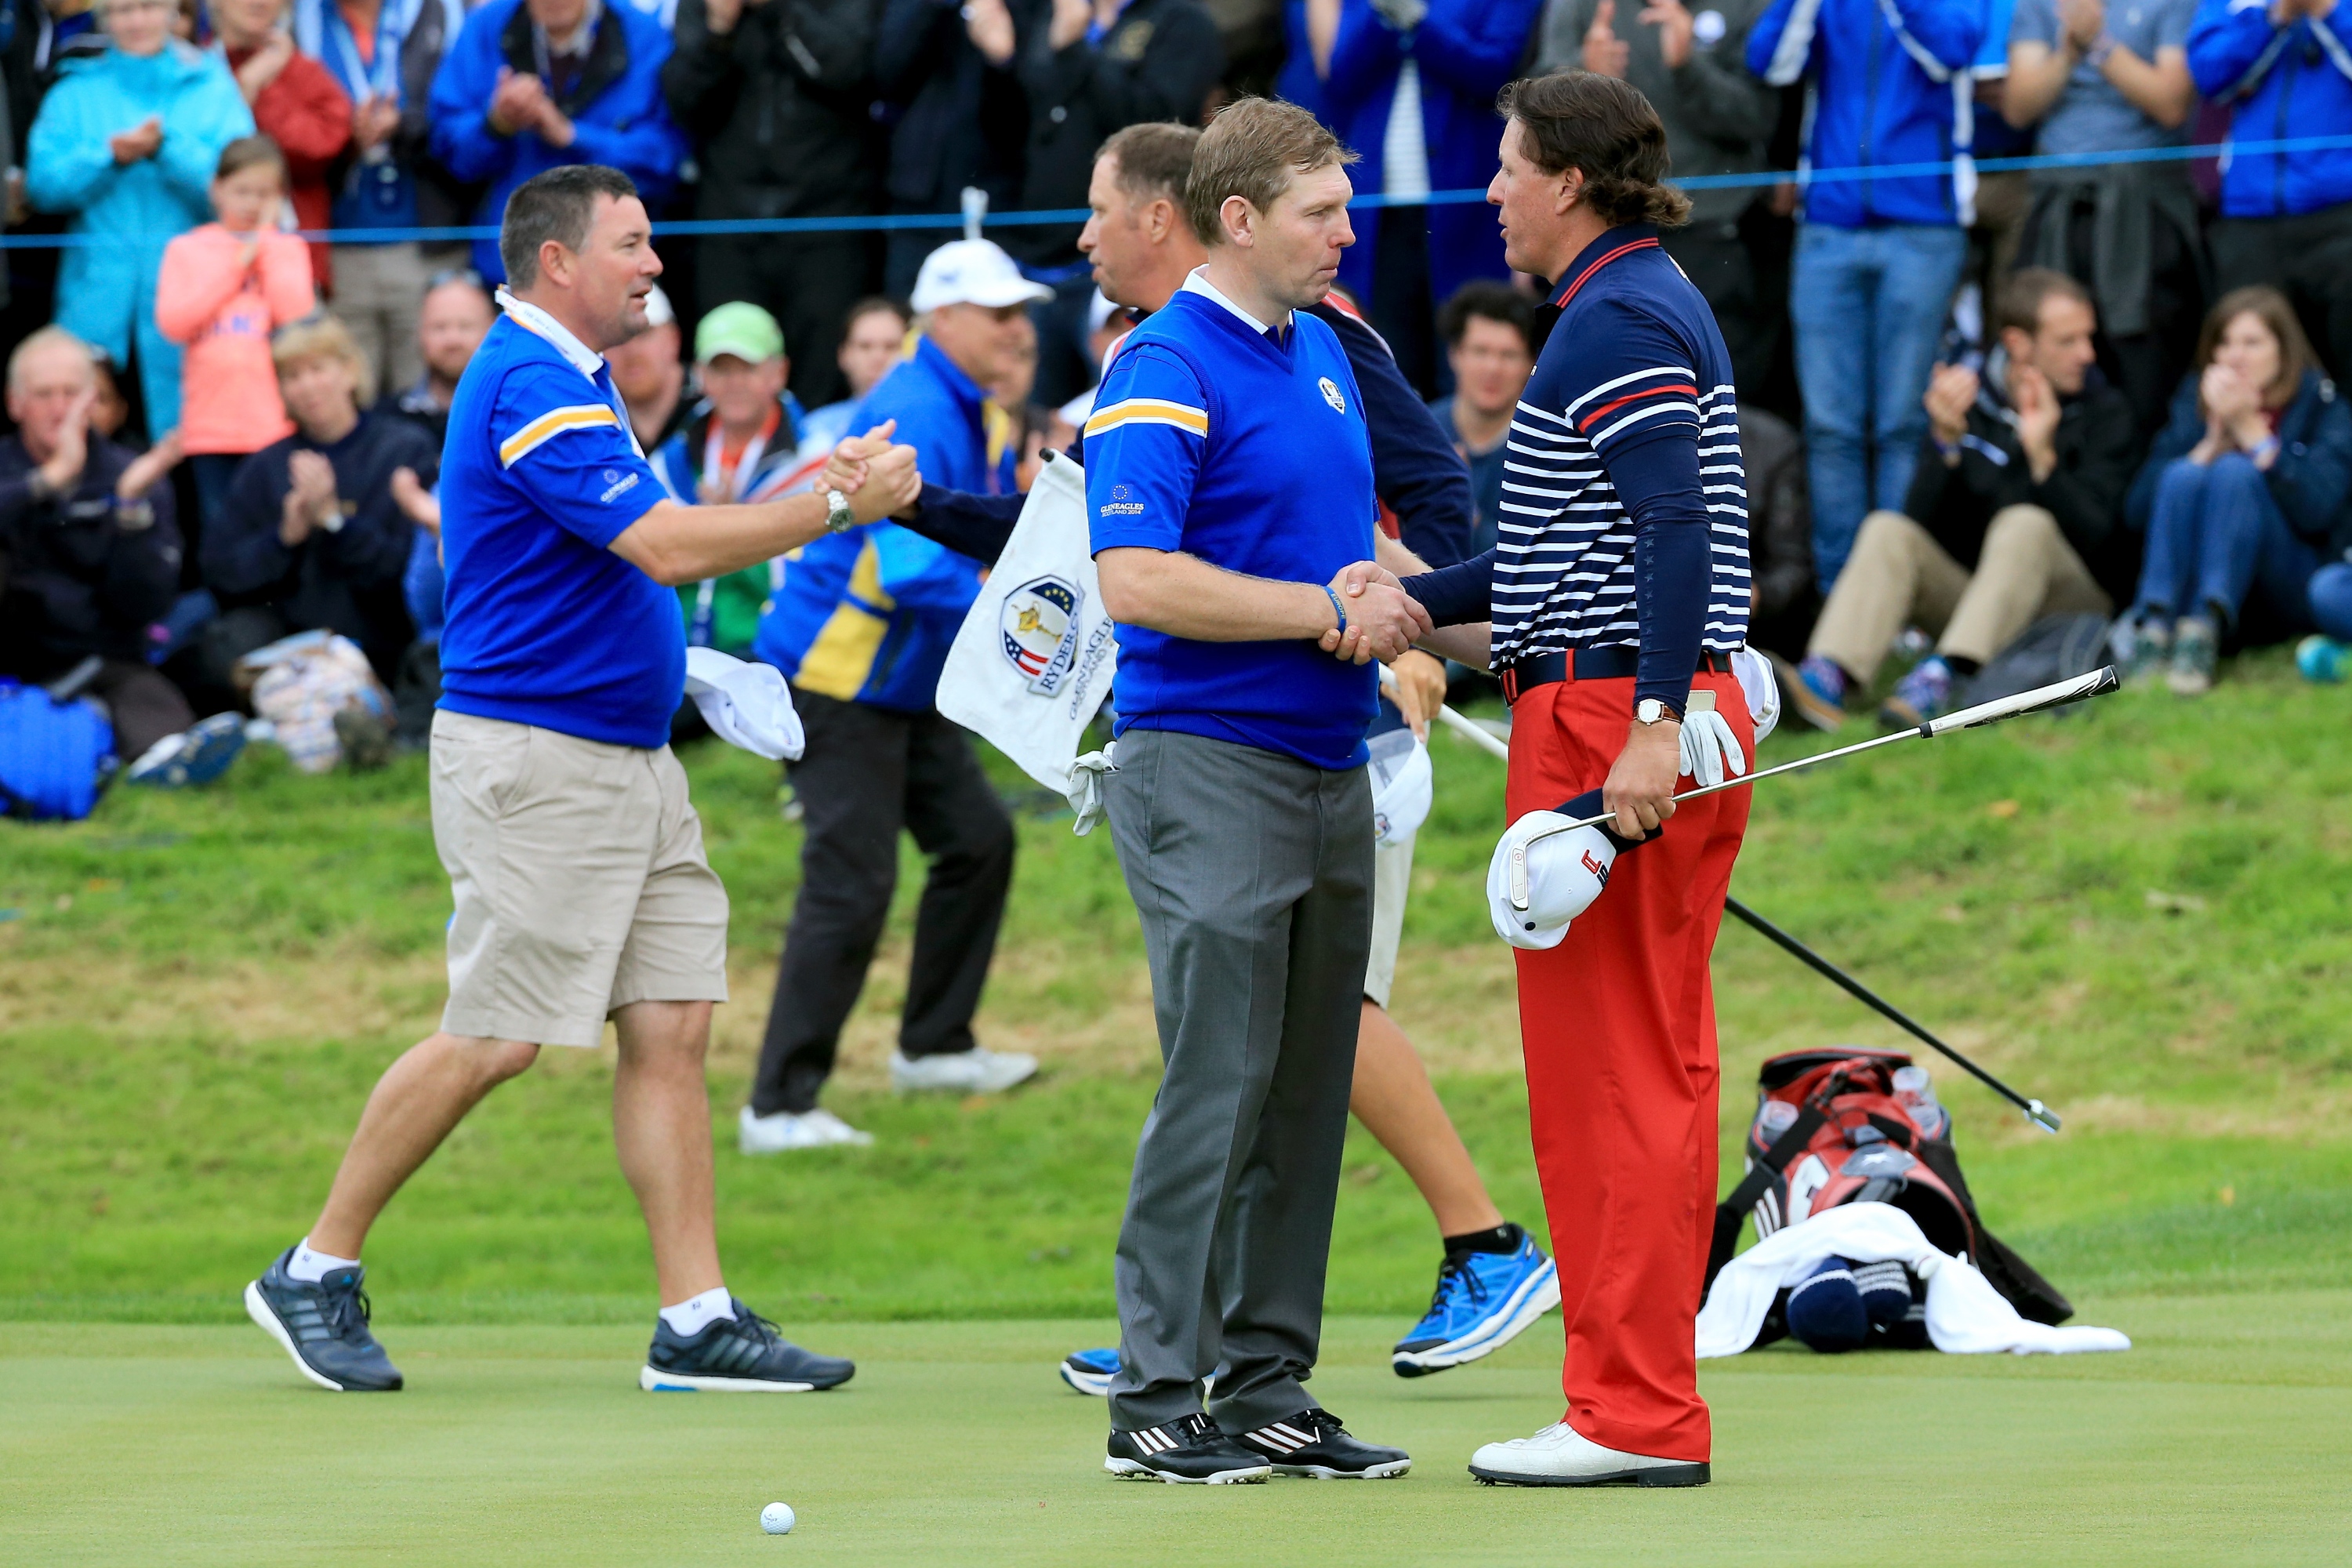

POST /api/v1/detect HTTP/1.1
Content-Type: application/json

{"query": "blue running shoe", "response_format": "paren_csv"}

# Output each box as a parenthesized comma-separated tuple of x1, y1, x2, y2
(243, 1247, 402, 1392)
(128, 711, 245, 788)
(1061, 1347, 1119, 1396)
(640, 1301, 855, 1392)
(1392, 1233, 1560, 1377)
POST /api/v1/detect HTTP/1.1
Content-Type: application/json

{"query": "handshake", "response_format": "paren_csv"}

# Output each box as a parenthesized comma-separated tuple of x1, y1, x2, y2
(1316, 561, 1434, 665)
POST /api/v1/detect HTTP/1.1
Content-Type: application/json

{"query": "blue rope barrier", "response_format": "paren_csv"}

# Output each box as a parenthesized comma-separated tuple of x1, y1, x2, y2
(2, 134, 2345, 250)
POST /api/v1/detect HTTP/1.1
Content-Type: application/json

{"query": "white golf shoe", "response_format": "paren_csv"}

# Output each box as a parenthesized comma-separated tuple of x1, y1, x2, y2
(1468, 1421, 1709, 1488)
(738, 1105, 874, 1154)
(890, 1047, 1037, 1095)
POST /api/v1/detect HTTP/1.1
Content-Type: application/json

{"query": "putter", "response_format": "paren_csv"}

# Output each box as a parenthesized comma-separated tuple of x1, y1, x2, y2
(1723, 896, 2063, 1133)
(1505, 666, 2122, 911)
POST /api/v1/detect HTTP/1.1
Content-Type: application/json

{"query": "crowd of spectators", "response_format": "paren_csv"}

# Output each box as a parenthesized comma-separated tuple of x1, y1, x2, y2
(5, 0, 2352, 802)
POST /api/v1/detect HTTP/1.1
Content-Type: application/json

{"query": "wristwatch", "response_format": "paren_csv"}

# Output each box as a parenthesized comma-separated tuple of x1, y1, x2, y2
(1635, 698, 1682, 728)
(824, 488, 855, 534)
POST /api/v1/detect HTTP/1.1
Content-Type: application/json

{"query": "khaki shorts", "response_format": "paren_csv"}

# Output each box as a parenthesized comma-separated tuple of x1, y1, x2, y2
(1362, 829, 1414, 1011)
(430, 711, 729, 1048)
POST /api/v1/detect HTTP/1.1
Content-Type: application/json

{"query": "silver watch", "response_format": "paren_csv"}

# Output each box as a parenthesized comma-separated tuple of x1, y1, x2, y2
(1635, 698, 1682, 727)
(824, 488, 855, 534)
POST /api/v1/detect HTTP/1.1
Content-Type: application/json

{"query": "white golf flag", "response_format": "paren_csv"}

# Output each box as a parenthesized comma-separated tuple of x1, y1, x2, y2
(936, 451, 1118, 793)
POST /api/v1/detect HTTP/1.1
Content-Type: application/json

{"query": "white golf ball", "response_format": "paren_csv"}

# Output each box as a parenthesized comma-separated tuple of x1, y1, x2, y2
(760, 1502, 796, 1536)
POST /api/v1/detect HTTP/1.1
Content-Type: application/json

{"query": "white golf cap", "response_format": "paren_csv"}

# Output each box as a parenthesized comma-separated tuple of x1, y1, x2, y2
(911, 239, 1055, 312)
(641, 283, 676, 328)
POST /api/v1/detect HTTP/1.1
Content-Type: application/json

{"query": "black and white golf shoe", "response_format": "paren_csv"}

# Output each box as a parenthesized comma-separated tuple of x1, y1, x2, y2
(1238, 1408, 1412, 1479)
(1105, 1414, 1272, 1484)
(243, 1247, 402, 1392)
(640, 1301, 855, 1392)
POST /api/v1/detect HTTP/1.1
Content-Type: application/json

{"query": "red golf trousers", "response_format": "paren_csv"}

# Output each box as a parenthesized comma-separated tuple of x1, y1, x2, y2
(1504, 668, 1751, 1463)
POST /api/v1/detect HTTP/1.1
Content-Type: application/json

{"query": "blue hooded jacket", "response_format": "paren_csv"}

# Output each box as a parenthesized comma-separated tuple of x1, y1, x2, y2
(752, 338, 993, 713)
(1322, 0, 1544, 310)
(428, 0, 688, 281)
(1747, 0, 1983, 229)
(2188, 0, 2352, 219)
(26, 41, 253, 436)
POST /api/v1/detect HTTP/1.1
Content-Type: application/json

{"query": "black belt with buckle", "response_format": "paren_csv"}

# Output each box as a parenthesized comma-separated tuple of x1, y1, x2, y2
(1495, 647, 1733, 706)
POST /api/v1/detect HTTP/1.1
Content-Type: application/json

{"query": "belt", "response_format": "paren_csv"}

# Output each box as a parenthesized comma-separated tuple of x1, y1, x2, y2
(1496, 647, 1733, 706)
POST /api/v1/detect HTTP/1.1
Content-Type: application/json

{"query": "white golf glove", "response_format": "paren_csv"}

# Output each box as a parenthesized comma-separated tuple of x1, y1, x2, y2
(1731, 644, 1780, 742)
(1678, 688, 1748, 789)
(1066, 743, 1117, 837)
(1485, 809, 1618, 950)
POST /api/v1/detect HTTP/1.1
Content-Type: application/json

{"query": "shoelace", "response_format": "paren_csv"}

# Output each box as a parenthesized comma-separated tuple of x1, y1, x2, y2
(1424, 1254, 1491, 1320)
(1171, 1414, 1225, 1449)
(724, 1307, 785, 1348)
(319, 1280, 375, 1341)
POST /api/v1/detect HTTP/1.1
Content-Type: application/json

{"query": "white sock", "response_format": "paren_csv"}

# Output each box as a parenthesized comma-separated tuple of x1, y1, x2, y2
(659, 1287, 738, 1336)
(286, 1237, 361, 1283)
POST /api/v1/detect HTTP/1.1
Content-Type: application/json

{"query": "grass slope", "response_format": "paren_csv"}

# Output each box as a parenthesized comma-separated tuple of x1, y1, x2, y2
(1, 653, 2347, 1325)
(5, 1303, 2348, 1567)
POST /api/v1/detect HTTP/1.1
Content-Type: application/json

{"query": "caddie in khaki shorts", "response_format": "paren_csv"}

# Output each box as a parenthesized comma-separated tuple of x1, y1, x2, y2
(238, 164, 922, 1400)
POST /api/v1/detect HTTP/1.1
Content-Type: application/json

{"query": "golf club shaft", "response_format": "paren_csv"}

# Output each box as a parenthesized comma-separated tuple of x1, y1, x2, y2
(1437, 702, 1512, 760)
(1723, 895, 2062, 1133)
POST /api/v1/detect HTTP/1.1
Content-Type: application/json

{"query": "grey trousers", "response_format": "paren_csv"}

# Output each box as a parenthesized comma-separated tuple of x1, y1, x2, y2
(1102, 728, 1374, 1433)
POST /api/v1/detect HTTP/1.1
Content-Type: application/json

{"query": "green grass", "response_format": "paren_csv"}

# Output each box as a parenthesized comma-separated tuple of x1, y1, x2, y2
(4, 1301, 2348, 1566)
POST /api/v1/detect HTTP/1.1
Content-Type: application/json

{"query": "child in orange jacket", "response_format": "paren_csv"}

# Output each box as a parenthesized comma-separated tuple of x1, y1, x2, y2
(155, 134, 316, 526)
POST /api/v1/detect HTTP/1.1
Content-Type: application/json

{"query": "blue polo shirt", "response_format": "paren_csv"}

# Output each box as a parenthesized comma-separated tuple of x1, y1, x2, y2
(1083, 280, 1379, 771)
(436, 309, 681, 749)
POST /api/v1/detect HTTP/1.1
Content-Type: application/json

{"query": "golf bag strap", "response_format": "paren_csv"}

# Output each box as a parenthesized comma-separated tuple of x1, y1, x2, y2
(1911, 1138, 2074, 1324)
(1703, 1105, 1828, 1292)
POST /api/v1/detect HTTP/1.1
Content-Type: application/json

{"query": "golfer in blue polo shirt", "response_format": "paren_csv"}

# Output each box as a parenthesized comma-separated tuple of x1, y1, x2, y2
(240, 165, 920, 1400)
(1083, 98, 1432, 1486)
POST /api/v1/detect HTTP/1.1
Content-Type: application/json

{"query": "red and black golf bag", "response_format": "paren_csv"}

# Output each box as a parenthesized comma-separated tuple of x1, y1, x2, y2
(1704, 1049, 2073, 1332)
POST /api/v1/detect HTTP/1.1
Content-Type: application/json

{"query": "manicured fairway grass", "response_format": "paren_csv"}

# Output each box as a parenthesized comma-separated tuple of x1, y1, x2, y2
(5, 1299, 2347, 1567)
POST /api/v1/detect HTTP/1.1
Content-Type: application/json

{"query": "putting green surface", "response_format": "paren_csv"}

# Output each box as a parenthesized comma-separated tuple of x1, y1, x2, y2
(6, 1298, 2347, 1567)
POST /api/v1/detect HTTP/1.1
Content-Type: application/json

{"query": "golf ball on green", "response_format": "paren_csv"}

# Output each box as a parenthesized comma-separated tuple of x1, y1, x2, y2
(760, 1502, 796, 1535)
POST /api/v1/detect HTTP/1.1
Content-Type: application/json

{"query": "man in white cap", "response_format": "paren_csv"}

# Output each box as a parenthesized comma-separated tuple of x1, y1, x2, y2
(740, 238, 1049, 1149)
(606, 282, 690, 452)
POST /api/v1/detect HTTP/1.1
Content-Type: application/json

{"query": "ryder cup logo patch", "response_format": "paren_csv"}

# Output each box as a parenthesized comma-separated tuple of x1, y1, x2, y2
(1319, 376, 1345, 414)
(1000, 575, 1087, 695)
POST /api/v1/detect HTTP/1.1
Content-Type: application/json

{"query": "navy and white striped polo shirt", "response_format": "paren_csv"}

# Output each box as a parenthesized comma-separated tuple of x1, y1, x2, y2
(1494, 224, 1751, 701)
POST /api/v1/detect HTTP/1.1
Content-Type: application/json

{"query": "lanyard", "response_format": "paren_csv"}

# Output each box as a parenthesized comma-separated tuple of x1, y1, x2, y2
(701, 414, 775, 503)
(326, 0, 411, 103)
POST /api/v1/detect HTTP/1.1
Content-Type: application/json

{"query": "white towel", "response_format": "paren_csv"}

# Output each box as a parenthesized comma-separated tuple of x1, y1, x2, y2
(1696, 1202, 2131, 1359)
(682, 647, 804, 761)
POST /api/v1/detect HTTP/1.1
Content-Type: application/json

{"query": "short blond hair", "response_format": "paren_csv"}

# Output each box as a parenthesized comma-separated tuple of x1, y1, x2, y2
(273, 314, 375, 406)
(7, 325, 98, 394)
(1185, 97, 1357, 247)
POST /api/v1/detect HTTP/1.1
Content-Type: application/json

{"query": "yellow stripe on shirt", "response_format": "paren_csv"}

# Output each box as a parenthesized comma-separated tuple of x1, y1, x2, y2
(1083, 397, 1208, 438)
(499, 404, 620, 467)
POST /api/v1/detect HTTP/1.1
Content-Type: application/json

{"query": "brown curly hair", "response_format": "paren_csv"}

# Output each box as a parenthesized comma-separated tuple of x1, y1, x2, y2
(1496, 71, 1691, 230)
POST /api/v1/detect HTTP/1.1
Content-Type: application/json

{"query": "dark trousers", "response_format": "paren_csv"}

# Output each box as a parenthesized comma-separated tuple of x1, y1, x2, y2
(89, 659, 194, 761)
(2210, 204, 2352, 382)
(750, 691, 1016, 1115)
(699, 232, 880, 413)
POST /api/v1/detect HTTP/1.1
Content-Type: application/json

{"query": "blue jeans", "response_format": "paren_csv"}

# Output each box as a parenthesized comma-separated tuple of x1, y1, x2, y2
(2132, 455, 2321, 633)
(2310, 561, 2352, 639)
(1790, 222, 1969, 592)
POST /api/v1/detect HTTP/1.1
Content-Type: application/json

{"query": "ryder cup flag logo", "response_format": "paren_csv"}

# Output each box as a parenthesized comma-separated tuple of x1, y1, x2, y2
(1000, 575, 1086, 695)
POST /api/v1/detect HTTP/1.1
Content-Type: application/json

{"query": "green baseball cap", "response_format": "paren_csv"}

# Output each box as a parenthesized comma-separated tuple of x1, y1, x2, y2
(695, 301, 786, 365)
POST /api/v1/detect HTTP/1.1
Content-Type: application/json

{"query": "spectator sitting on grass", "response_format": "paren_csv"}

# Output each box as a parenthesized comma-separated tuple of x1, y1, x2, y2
(0, 326, 220, 772)
(2114, 286, 2352, 696)
(379, 267, 495, 448)
(154, 134, 316, 530)
(199, 314, 436, 688)
(1427, 280, 1534, 556)
(798, 296, 910, 455)
(24, 0, 254, 442)
(650, 302, 808, 662)
(604, 281, 688, 452)
(1793, 270, 2137, 730)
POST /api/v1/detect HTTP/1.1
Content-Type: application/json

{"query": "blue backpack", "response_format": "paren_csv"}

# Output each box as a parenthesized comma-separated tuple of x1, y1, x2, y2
(0, 679, 118, 821)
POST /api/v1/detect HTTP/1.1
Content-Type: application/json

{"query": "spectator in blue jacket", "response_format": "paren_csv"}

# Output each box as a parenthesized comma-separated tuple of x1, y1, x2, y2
(2115, 287, 2352, 696)
(739, 238, 1040, 1154)
(25, 0, 252, 441)
(2189, 0, 2352, 379)
(1751, 0, 1983, 592)
(427, 0, 687, 284)
(1320, 0, 1545, 395)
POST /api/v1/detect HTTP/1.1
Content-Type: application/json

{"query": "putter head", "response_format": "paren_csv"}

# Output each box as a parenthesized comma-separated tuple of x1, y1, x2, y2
(2025, 1099, 2062, 1134)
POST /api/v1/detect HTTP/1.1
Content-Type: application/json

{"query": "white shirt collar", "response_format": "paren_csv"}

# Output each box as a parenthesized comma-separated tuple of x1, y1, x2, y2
(497, 287, 606, 380)
(1181, 267, 1289, 334)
